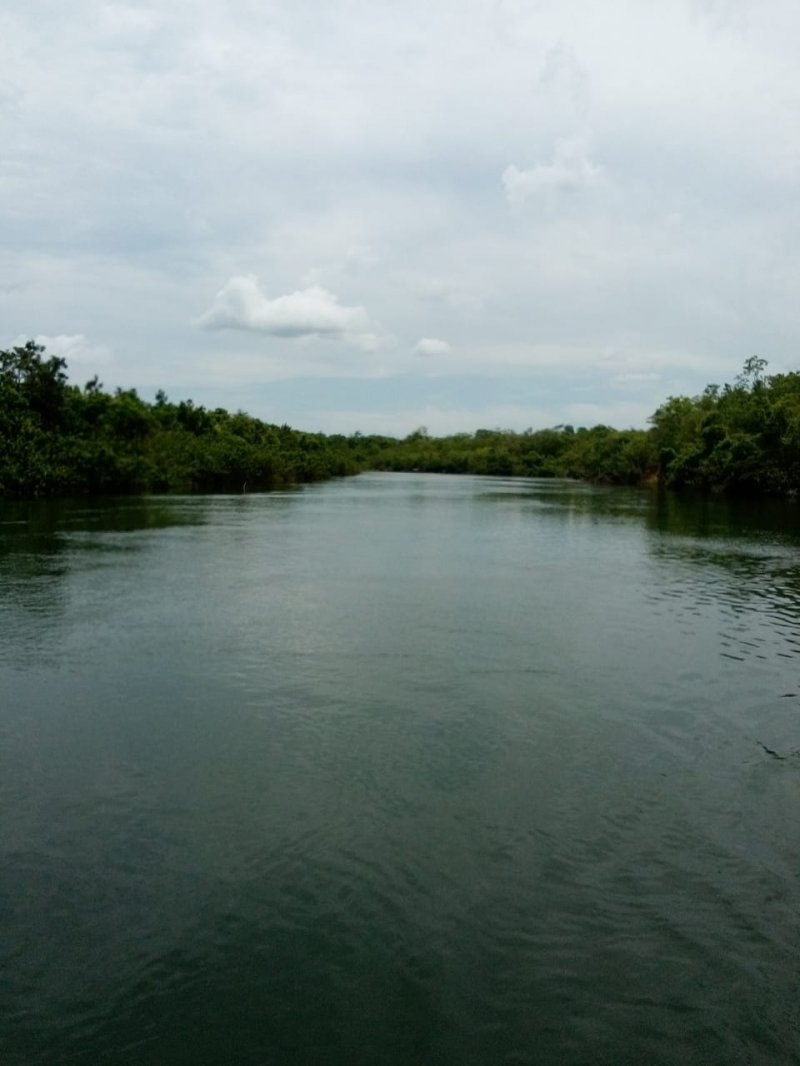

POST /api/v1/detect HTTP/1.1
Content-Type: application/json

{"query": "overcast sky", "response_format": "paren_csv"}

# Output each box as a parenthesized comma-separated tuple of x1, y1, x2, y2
(3, 0, 799, 435)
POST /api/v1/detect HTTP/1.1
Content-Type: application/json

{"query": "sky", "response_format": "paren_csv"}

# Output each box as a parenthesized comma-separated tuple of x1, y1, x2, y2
(2, 0, 800, 436)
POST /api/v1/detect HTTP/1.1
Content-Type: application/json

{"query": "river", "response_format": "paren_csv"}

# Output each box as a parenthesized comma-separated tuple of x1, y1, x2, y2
(1, 473, 798, 1064)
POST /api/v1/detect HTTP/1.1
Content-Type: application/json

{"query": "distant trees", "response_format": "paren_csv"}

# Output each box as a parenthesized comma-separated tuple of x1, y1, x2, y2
(350, 357, 800, 497)
(359, 423, 658, 484)
(2, 343, 799, 498)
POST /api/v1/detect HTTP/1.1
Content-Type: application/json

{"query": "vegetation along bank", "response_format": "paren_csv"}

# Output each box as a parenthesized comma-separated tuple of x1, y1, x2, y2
(2, 343, 799, 498)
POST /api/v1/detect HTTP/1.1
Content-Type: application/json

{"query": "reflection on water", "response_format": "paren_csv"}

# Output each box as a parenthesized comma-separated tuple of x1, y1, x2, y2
(1, 475, 799, 1066)
(0, 497, 210, 668)
(0, 496, 207, 584)
(483, 477, 800, 673)
(646, 486, 800, 543)
(644, 492, 800, 675)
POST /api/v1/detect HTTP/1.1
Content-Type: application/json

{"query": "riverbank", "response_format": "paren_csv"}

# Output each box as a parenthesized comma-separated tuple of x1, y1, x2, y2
(3, 343, 799, 499)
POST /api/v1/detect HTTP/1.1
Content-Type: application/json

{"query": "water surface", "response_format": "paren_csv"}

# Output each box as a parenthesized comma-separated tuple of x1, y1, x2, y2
(1, 474, 799, 1064)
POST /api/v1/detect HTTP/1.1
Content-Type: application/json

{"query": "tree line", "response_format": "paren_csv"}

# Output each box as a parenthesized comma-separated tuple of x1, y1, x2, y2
(2, 342, 800, 497)
(352, 356, 800, 496)
(0, 341, 359, 495)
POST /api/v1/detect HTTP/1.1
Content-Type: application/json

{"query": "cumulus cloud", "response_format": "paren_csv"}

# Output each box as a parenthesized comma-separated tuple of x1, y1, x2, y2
(199, 276, 376, 345)
(502, 138, 602, 205)
(414, 337, 452, 357)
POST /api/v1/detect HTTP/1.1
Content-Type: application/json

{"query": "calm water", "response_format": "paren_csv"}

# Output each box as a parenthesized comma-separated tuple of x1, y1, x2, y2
(1, 473, 799, 1065)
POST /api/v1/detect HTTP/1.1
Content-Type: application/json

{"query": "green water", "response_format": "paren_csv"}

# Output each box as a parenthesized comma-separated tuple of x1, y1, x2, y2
(1, 474, 799, 1065)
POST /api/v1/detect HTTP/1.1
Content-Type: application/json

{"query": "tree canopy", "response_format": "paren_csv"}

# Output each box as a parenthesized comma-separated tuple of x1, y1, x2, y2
(0, 341, 358, 496)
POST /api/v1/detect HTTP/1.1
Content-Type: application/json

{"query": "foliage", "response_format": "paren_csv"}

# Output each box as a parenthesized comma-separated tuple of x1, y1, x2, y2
(649, 356, 800, 495)
(1, 342, 798, 497)
(0, 341, 359, 496)
(357, 356, 800, 497)
(353, 423, 658, 485)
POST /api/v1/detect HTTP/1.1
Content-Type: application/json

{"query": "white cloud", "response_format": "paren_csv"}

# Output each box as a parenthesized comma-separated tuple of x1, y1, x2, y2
(502, 138, 603, 205)
(198, 276, 377, 346)
(414, 337, 452, 357)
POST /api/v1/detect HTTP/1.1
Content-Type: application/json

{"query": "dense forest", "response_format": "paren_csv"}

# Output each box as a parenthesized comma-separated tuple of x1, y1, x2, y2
(2, 342, 800, 498)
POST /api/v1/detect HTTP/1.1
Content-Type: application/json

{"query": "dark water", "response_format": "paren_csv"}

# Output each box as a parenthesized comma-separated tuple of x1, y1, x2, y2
(1, 474, 799, 1065)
